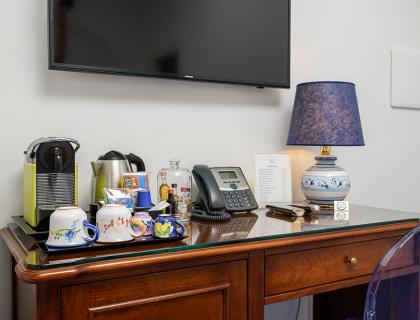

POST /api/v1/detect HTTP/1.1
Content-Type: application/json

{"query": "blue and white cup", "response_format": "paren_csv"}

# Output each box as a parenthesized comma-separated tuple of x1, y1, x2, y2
(154, 214, 185, 238)
(46, 207, 99, 248)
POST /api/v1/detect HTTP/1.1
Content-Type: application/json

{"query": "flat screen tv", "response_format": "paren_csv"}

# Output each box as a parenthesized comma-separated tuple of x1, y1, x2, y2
(49, 0, 290, 88)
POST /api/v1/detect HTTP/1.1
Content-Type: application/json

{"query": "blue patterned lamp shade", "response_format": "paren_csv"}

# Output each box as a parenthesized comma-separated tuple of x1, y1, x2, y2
(287, 81, 364, 146)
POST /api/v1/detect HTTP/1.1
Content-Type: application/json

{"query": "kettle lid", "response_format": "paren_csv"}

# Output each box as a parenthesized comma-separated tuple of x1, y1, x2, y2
(98, 150, 127, 161)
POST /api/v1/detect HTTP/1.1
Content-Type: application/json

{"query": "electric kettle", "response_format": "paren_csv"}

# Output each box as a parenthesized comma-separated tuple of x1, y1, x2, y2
(91, 151, 146, 204)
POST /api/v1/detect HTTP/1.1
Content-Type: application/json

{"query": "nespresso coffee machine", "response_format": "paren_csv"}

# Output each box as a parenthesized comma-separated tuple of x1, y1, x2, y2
(24, 137, 80, 230)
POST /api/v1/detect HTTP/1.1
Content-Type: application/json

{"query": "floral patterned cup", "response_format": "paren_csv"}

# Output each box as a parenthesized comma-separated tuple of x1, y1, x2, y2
(132, 211, 154, 237)
(96, 204, 134, 243)
(130, 215, 147, 238)
(46, 207, 99, 248)
(154, 214, 185, 239)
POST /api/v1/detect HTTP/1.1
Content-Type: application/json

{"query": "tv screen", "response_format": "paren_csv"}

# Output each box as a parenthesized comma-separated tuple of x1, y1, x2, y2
(49, 0, 290, 88)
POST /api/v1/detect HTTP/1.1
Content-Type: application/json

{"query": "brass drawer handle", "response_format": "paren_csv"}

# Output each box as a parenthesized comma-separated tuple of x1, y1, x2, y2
(346, 256, 358, 266)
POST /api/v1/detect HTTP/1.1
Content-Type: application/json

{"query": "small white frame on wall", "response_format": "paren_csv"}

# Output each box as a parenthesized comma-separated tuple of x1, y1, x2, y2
(391, 48, 420, 109)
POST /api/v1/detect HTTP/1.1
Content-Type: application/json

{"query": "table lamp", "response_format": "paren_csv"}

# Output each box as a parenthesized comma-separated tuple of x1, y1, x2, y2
(287, 81, 364, 204)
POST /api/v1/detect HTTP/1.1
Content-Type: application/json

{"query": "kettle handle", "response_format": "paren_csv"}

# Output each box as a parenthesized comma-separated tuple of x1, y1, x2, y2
(126, 153, 146, 172)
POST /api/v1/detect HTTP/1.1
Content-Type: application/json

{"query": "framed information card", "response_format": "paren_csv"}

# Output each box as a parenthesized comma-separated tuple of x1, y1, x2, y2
(253, 154, 292, 208)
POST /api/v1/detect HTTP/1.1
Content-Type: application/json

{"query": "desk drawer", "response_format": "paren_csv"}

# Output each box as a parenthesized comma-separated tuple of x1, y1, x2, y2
(265, 236, 415, 297)
(61, 260, 247, 320)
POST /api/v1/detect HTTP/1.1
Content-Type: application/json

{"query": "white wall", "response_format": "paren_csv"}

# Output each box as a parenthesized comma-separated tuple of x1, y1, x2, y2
(1, 0, 420, 319)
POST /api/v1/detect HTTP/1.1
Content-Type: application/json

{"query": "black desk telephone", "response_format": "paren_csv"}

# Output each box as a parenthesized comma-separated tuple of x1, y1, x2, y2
(192, 164, 258, 221)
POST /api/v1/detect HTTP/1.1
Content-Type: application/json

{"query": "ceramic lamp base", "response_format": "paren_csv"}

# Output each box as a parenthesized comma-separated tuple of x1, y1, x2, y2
(301, 156, 350, 205)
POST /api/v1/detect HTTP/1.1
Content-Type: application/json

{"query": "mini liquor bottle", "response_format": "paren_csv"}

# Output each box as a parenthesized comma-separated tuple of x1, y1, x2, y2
(167, 189, 177, 217)
(159, 172, 170, 203)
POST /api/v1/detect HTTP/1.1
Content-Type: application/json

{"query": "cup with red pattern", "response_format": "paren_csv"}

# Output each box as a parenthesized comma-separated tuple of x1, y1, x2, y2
(96, 204, 134, 243)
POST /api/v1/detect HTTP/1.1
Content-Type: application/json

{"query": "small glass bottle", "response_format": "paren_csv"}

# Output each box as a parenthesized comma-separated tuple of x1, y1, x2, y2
(166, 189, 178, 217)
(157, 160, 192, 221)
(159, 172, 170, 201)
(179, 187, 191, 216)
(171, 183, 179, 202)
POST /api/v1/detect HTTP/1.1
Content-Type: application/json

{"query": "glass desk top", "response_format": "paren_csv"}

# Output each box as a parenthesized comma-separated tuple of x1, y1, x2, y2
(8, 204, 420, 270)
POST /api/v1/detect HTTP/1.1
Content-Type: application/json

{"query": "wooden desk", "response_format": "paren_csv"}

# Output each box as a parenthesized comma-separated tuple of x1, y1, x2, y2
(2, 205, 419, 320)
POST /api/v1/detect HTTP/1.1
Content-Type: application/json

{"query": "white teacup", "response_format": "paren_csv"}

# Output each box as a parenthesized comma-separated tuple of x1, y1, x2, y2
(96, 204, 134, 243)
(46, 207, 99, 248)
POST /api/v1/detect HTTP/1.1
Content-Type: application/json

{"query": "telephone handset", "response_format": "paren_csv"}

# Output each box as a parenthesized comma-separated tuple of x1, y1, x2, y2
(192, 164, 258, 222)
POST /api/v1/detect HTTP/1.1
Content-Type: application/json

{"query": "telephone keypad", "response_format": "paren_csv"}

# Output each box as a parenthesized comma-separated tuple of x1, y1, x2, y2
(223, 189, 257, 212)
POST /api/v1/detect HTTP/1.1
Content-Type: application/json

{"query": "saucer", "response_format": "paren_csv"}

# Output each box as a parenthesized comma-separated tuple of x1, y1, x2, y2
(95, 238, 135, 244)
(46, 242, 89, 249)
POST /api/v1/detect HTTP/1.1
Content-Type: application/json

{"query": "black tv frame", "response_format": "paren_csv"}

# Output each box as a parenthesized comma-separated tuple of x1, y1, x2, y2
(48, 0, 291, 89)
